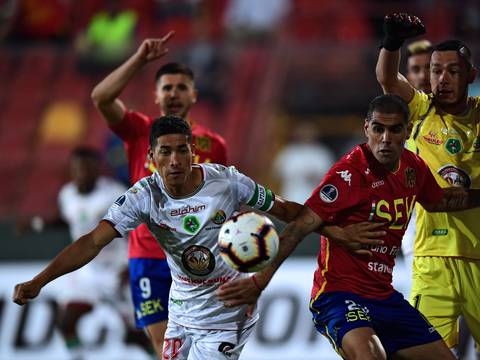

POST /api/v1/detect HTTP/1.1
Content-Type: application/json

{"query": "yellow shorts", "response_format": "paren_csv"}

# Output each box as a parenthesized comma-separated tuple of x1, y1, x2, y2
(409, 256, 480, 348)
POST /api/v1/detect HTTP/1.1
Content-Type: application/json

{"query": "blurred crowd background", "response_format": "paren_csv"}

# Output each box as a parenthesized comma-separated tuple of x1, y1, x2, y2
(1, 0, 480, 258)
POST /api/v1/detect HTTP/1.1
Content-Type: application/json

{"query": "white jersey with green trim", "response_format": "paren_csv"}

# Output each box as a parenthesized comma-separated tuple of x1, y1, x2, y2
(103, 163, 274, 330)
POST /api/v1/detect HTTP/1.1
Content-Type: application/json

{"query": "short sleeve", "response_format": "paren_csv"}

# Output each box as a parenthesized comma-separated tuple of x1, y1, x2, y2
(305, 165, 363, 223)
(108, 111, 152, 142)
(103, 186, 148, 237)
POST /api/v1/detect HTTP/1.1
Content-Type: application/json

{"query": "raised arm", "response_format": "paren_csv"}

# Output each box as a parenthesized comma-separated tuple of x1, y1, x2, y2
(217, 206, 322, 308)
(91, 32, 174, 126)
(376, 13, 425, 102)
(13, 221, 118, 305)
(422, 187, 480, 212)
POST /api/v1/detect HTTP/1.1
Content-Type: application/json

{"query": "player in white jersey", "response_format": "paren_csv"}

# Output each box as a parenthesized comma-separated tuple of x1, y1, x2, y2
(13, 117, 383, 359)
(56, 148, 129, 355)
(13, 116, 316, 360)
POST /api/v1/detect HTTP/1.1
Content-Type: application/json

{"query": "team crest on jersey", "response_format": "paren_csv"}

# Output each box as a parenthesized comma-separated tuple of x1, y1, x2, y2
(404, 167, 416, 188)
(211, 210, 227, 225)
(445, 138, 462, 155)
(181, 245, 215, 276)
(437, 165, 471, 188)
(183, 215, 201, 234)
(319, 184, 338, 203)
(195, 136, 211, 152)
(129, 188, 138, 194)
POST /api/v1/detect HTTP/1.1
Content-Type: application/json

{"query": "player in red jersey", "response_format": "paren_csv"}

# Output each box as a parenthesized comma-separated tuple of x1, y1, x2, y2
(91, 33, 227, 357)
(219, 94, 480, 359)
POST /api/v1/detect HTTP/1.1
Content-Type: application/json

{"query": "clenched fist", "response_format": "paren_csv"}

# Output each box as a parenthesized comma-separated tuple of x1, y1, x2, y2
(13, 280, 42, 305)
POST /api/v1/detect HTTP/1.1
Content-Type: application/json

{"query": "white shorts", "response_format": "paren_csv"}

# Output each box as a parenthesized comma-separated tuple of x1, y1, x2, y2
(162, 320, 256, 360)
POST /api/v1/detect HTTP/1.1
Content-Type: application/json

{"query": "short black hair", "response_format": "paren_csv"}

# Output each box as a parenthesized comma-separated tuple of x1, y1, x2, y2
(367, 94, 409, 124)
(71, 146, 101, 161)
(406, 39, 433, 59)
(149, 115, 192, 148)
(433, 40, 474, 69)
(155, 62, 194, 84)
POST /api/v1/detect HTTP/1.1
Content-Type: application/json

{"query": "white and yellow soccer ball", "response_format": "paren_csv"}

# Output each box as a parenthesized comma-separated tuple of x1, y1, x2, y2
(218, 212, 279, 273)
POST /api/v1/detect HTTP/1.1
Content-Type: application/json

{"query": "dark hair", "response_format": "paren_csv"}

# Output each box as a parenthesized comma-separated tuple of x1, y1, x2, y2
(406, 39, 433, 59)
(149, 115, 192, 148)
(155, 62, 194, 84)
(367, 94, 409, 124)
(433, 40, 474, 69)
(71, 146, 101, 161)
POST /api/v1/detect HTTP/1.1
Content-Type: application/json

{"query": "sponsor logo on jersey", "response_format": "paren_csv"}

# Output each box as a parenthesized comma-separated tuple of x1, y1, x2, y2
(319, 184, 338, 203)
(183, 215, 201, 234)
(171, 204, 206, 217)
(371, 180, 384, 189)
(445, 138, 462, 155)
(404, 167, 416, 188)
(336, 170, 352, 186)
(114, 195, 126, 207)
(218, 342, 235, 356)
(211, 210, 227, 225)
(170, 297, 183, 306)
(437, 165, 471, 188)
(432, 229, 448, 236)
(181, 245, 215, 276)
(422, 131, 443, 145)
(195, 136, 211, 152)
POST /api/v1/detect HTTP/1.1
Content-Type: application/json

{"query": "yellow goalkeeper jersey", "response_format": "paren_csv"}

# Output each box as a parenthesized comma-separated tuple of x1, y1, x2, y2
(406, 90, 480, 259)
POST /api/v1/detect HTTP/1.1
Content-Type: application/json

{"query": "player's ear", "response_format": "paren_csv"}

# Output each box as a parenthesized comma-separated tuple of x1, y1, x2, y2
(147, 147, 153, 160)
(467, 67, 477, 84)
(364, 118, 369, 137)
(406, 121, 413, 139)
(192, 88, 198, 104)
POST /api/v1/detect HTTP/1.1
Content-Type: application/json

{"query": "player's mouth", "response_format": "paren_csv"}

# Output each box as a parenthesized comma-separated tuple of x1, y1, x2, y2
(167, 103, 184, 113)
(168, 170, 184, 178)
(379, 149, 393, 156)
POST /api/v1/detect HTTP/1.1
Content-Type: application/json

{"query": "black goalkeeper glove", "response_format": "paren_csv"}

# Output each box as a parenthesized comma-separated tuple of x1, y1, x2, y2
(382, 13, 426, 51)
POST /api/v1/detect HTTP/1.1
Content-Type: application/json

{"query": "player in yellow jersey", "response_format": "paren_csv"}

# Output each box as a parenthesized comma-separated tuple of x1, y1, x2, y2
(376, 13, 480, 355)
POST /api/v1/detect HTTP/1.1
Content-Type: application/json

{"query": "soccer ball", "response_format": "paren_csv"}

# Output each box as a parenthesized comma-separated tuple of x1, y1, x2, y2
(218, 212, 279, 273)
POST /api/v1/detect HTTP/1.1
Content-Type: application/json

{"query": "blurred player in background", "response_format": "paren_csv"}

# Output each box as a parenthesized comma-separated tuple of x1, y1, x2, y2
(13, 116, 304, 360)
(57, 147, 129, 359)
(219, 94, 480, 359)
(91, 32, 227, 357)
(405, 39, 433, 94)
(376, 12, 480, 357)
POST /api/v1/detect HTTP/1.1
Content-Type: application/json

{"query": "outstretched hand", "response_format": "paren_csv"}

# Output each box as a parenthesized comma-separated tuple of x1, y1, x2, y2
(384, 13, 425, 41)
(382, 13, 425, 51)
(136, 31, 175, 63)
(217, 276, 262, 317)
(13, 280, 42, 305)
(336, 222, 386, 256)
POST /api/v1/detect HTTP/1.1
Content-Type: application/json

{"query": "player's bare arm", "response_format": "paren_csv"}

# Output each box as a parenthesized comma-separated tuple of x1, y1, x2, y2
(12, 221, 117, 306)
(217, 206, 322, 308)
(376, 13, 425, 102)
(268, 196, 386, 255)
(322, 222, 386, 256)
(423, 187, 480, 212)
(91, 32, 175, 126)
